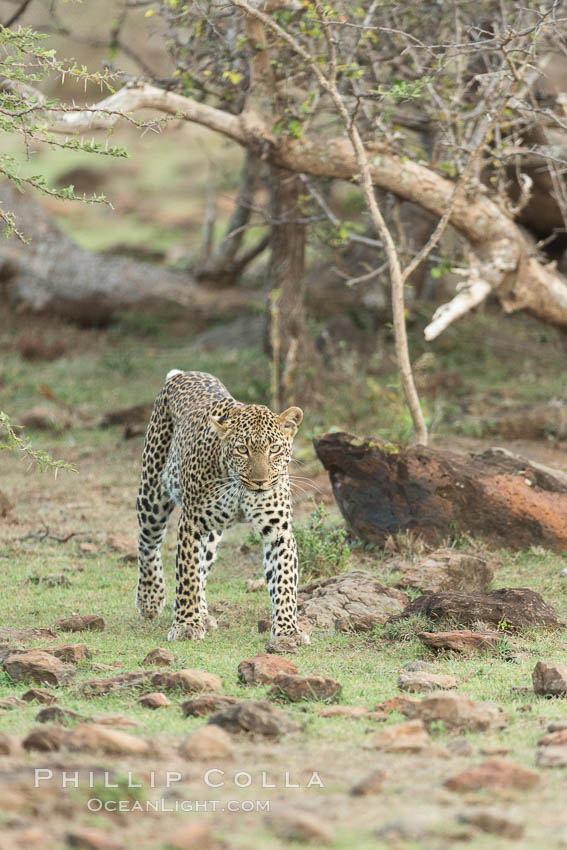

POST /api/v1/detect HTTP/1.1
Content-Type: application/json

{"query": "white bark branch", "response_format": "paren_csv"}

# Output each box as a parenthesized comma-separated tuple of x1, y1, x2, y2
(424, 278, 492, 341)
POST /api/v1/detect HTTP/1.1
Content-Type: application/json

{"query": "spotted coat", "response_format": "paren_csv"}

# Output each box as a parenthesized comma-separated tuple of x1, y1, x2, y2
(136, 370, 305, 642)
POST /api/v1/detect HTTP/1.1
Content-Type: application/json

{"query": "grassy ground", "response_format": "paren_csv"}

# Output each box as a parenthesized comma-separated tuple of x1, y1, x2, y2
(2, 308, 567, 849)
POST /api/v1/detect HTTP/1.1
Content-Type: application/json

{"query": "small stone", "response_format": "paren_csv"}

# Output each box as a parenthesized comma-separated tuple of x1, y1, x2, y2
(0, 627, 57, 643)
(13, 827, 45, 846)
(403, 661, 432, 673)
(36, 706, 86, 726)
(91, 714, 140, 727)
(548, 720, 567, 732)
(480, 744, 509, 756)
(67, 723, 149, 755)
(418, 630, 505, 653)
(142, 648, 177, 667)
(238, 653, 298, 685)
(21, 688, 57, 705)
(376, 812, 437, 841)
(399, 691, 507, 732)
(167, 822, 213, 850)
(3, 649, 74, 686)
(396, 549, 493, 594)
(267, 808, 333, 844)
(179, 725, 234, 760)
(53, 614, 105, 632)
(459, 809, 523, 839)
(533, 661, 567, 696)
(350, 768, 386, 796)
(536, 746, 567, 767)
(265, 636, 299, 654)
(257, 619, 270, 634)
(80, 671, 153, 697)
(106, 533, 137, 554)
(318, 705, 368, 718)
(151, 669, 223, 694)
(79, 542, 99, 555)
(373, 697, 403, 714)
(247, 578, 265, 591)
(268, 672, 341, 702)
(0, 731, 15, 755)
(0, 696, 26, 710)
(366, 719, 431, 752)
(445, 758, 540, 792)
(539, 728, 567, 747)
(209, 699, 299, 737)
(397, 672, 458, 693)
(181, 694, 239, 717)
(22, 725, 66, 752)
(446, 738, 474, 757)
(138, 692, 171, 709)
(65, 826, 124, 849)
(49, 643, 92, 663)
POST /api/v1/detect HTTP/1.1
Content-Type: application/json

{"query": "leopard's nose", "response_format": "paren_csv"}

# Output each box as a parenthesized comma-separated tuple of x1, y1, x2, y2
(250, 478, 268, 487)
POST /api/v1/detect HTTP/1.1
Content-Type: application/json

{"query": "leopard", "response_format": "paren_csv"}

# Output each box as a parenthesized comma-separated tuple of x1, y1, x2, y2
(135, 369, 308, 643)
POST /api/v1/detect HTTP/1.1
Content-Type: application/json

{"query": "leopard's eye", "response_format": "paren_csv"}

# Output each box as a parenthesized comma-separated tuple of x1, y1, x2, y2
(235, 443, 248, 455)
(270, 444, 283, 454)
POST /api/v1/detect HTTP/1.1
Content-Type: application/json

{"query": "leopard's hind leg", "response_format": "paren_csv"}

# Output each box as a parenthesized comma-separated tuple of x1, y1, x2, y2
(136, 387, 175, 619)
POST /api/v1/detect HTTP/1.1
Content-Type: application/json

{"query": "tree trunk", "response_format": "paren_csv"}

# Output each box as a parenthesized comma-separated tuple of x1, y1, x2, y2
(265, 166, 309, 410)
(314, 433, 567, 552)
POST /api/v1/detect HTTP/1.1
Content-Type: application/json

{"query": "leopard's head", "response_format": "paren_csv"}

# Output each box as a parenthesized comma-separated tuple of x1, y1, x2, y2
(211, 404, 303, 491)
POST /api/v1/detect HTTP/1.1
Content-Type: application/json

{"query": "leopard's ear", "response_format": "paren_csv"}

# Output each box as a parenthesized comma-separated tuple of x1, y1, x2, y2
(278, 406, 303, 437)
(210, 414, 234, 439)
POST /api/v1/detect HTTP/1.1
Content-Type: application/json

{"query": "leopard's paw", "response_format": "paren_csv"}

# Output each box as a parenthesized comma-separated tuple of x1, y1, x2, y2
(167, 620, 205, 641)
(136, 595, 165, 620)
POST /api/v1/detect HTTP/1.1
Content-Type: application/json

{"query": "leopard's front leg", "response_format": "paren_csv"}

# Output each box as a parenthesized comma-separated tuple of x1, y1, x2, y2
(168, 510, 205, 641)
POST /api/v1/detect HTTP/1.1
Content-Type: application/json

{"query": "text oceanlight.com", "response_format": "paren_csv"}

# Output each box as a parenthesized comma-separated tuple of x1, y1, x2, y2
(87, 799, 271, 813)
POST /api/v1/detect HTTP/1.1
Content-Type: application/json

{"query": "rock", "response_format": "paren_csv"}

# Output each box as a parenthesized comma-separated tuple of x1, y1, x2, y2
(318, 705, 368, 718)
(399, 691, 507, 732)
(181, 694, 239, 717)
(536, 745, 567, 766)
(238, 654, 298, 685)
(179, 725, 234, 760)
(0, 731, 15, 755)
(67, 723, 150, 755)
(265, 636, 299, 654)
(397, 672, 458, 693)
(65, 826, 125, 849)
(396, 549, 493, 593)
(266, 808, 333, 844)
(446, 738, 474, 757)
(91, 714, 140, 728)
(151, 669, 223, 694)
(3, 649, 74, 686)
(53, 614, 105, 632)
(373, 697, 403, 714)
(106, 533, 137, 554)
(548, 720, 567, 732)
(350, 768, 386, 796)
(209, 700, 300, 737)
(533, 661, 567, 695)
(445, 758, 540, 792)
(366, 719, 432, 752)
(138, 692, 171, 709)
(166, 822, 213, 850)
(298, 570, 407, 631)
(257, 619, 270, 634)
(0, 696, 26, 710)
(142, 648, 177, 667)
(0, 627, 57, 642)
(49, 643, 92, 663)
(418, 630, 506, 653)
(80, 671, 153, 697)
(480, 744, 509, 756)
(247, 578, 265, 591)
(404, 661, 432, 672)
(20, 404, 71, 431)
(393, 588, 564, 630)
(21, 688, 57, 704)
(459, 810, 523, 839)
(539, 728, 567, 747)
(22, 725, 66, 752)
(36, 706, 86, 726)
(268, 672, 342, 703)
(376, 812, 439, 841)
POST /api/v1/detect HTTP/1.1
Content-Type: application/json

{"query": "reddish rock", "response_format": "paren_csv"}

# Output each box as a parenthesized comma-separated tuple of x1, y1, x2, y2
(151, 669, 222, 694)
(459, 809, 524, 839)
(373, 697, 403, 714)
(0, 696, 26, 710)
(533, 661, 567, 695)
(400, 691, 507, 732)
(268, 672, 341, 702)
(80, 671, 153, 697)
(350, 768, 386, 796)
(536, 745, 567, 766)
(53, 614, 105, 632)
(418, 630, 506, 653)
(238, 654, 298, 685)
(138, 692, 171, 709)
(21, 687, 57, 704)
(318, 705, 368, 718)
(36, 706, 86, 725)
(91, 714, 139, 728)
(179, 725, 234, 760)
(167, 822, 213, 850)
(0, 627, 57, 642)
(397, 672, 458, 693)
(396, 550, 493, 594)
(67, 723, 150, 755)
(22, 725, 66, 752)
(445, 758, 540, 792)
(366, 719, 431, 752)
(142, 648, 177, 667)
(539, 728, 567, 747)
(257, 619, 270, 634)
(49, 643, 92, 663)
(266, 808, 333, 844)
(181, 694, 239, 717)
(209, 700, 300, 737)
(3, 649, 74, 686)
(65, 826, 125, 849)
(0, 731, 15, 755)
(265, 636, 299, 654)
